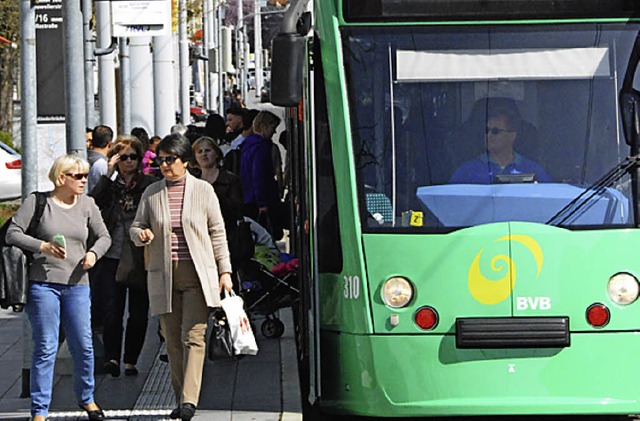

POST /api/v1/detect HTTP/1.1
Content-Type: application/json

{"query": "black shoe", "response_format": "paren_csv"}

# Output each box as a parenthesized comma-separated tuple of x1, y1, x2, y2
(169, 406, 181, 419)
(180, 403, 196, 421)
(102, 360, 120, 378)
(78, 404, 105, 421)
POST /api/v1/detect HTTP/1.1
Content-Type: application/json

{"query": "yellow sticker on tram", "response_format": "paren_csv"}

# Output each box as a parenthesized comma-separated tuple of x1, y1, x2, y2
(401, 210, 423, 227)
(410, 211, 423, 226)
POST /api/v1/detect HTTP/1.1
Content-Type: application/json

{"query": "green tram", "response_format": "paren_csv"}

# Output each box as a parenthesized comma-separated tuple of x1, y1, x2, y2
(271, 0, 640, 417)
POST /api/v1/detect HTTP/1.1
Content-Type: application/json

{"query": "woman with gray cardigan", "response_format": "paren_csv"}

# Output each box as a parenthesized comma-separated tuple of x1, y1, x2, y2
(7, 155, 111, 421)
(130, 134, 232, 421)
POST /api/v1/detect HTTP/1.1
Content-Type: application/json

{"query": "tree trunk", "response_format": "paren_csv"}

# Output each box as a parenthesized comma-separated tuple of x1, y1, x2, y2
(0, 46, 17, 135)
(0, 0, 20, 136)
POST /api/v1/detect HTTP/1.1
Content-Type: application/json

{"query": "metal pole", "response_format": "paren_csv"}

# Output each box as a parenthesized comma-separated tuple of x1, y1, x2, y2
(204, 0, 213, 111)
(130, 36, 155, 132)
(254, 0, 263, 97)
(119, 38, 131, 134)
(236, 0, 242, 93)
(178, 0, 190, 125)
(19, 0, 37, 398)
(153, 34, 176, 137)
(95, 1, 117, 131)
(82, 0, 95, 128)
(21, 0, 38, 197)
(242, 29, 248, 103)
(217, 3, 225, 114)
(63, 0, 87, 158)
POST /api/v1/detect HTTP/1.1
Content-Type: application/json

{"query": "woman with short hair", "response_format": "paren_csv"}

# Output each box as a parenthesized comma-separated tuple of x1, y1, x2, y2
(7, 154, 111, 421)
(240, 110, 284, 239)
(130, 134, 233, 421)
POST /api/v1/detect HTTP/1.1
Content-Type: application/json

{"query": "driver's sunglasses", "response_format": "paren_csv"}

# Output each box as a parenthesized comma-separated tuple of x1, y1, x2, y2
(155, 155, 179, 165)
(486, 127, 515, 135)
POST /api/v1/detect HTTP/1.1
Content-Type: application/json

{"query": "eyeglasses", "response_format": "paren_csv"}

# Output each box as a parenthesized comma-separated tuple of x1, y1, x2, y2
(155, 155, 179, 165)
(120, 153, 139, 161)
(486, 127, 515, 135)
(65, 173, 88, 180)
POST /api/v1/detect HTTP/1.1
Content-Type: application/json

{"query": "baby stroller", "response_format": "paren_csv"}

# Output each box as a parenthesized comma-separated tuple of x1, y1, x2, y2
(232, 217, 299, 338)
(237, 256, 299, 338)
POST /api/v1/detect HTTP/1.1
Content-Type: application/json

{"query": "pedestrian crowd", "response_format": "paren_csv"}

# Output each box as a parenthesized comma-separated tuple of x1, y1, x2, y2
(6, 102, 289, 421)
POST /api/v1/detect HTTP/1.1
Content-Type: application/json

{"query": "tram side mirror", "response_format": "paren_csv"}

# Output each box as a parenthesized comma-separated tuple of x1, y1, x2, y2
(620, 89, 640, 147)
(270, 34, 307, 107)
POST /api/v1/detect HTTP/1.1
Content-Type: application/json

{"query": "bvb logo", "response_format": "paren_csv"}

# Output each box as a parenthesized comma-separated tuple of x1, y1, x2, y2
(468, 234, 543, 305)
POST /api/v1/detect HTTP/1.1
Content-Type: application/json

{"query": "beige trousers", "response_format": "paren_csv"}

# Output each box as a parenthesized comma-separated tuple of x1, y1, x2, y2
(159, 260, 209, 406)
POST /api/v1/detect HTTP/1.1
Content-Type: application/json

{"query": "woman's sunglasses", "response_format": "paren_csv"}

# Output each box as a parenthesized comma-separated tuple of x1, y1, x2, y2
(119, 153, 139, 161)
(65, 173, 88, 180)
(155, 155, 179, 165)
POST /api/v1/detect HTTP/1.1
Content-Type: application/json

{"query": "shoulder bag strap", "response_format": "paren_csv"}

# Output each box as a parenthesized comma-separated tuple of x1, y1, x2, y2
(26, 192, 47, 236)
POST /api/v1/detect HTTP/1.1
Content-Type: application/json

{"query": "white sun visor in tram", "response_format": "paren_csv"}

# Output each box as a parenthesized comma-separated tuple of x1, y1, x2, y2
(396, 48, 610, 82)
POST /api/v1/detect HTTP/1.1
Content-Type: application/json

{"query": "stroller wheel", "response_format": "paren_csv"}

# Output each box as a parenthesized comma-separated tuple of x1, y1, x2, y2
(261, 318, 285, 338)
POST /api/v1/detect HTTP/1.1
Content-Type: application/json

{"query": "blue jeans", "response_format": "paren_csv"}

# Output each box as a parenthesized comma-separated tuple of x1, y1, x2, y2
(26, 282, 95, 417)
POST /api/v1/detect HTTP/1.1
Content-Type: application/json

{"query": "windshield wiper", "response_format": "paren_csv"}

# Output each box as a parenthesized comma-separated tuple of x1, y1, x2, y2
(546, 155, 640, 226)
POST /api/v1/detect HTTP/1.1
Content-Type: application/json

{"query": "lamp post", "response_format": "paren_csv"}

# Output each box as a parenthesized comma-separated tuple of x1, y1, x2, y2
(236, 0, 243, 98)
(179, 0, 189, 125)
(254, 0, 263, 96)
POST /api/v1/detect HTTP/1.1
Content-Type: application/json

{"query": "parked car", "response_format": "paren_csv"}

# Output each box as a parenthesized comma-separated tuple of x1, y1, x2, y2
(0, 141, 21, 202)
(189, 105, 208, 123)
(175, 106, 209, 125)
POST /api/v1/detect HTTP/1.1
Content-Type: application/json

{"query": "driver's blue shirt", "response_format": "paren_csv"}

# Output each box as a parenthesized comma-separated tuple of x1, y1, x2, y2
(449, 153, 552, 184)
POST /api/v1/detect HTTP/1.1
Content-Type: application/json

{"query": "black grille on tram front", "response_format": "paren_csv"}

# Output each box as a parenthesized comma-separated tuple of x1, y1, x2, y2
(456, 317, 570, 349)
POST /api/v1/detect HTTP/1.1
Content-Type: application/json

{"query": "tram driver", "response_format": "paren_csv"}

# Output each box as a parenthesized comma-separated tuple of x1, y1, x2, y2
(448, 106, 552, 184)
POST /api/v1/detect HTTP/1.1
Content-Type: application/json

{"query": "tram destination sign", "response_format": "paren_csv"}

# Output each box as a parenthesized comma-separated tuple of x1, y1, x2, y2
(111, 0, 171, 37)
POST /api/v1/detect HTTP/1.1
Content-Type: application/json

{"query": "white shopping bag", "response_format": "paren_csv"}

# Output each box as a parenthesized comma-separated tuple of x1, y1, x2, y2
(220, 291, 259, 355)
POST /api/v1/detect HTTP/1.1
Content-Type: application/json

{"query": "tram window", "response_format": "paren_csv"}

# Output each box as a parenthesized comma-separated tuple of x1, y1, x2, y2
(344, 25, 636, 231)
(315, 40, 343, 273)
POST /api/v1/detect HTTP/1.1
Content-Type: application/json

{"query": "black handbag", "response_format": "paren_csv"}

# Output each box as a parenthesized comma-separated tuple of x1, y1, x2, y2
(115, 239, 147, 289)
(0, 192, 47, 312)
(208, 310, 235, 361)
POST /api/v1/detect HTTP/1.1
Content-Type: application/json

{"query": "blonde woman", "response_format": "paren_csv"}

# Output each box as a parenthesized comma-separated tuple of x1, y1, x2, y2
(239, 110, 284, 239)
(7, 155, 111, 421)
(192, 137, 243, 239)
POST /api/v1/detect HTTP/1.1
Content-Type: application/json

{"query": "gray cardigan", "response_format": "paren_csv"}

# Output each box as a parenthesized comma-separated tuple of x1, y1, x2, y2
(130, 172, 232, 316)
(6, 192, 111, 285)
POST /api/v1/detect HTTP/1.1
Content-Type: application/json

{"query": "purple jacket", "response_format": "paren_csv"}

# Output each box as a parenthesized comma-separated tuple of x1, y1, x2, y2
(240, 133, 280, 207)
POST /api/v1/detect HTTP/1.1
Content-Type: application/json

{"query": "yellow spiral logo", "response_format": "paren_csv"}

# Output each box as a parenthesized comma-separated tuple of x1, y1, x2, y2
(468, 235, 543, 305)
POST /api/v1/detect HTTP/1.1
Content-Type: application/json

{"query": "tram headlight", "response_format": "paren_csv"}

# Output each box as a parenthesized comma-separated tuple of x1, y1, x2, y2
(607, 272, 640, 305)
(381, 277, 413, 308)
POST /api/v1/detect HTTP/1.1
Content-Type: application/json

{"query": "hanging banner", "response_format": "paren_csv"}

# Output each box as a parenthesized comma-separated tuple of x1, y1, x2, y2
(111, 0, 172, 37)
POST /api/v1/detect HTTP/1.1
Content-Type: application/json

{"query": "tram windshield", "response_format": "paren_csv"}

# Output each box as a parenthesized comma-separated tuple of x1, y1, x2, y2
(344, 24, 640, 232)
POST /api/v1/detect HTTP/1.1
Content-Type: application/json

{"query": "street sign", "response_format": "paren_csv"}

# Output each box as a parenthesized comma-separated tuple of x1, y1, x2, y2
(35, 0, 65, 122)
(111, 0, 172, 37)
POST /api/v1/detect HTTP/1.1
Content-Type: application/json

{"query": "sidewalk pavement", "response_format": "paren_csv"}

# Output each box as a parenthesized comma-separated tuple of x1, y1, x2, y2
(0, 306, 302, 420)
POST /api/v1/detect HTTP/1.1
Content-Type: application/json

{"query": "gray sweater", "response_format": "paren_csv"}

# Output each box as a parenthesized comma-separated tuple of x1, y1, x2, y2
(6, 192, 111, 285)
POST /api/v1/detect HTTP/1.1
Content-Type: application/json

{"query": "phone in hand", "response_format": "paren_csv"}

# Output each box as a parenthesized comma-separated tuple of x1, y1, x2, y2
(53, 233, 66, 249)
